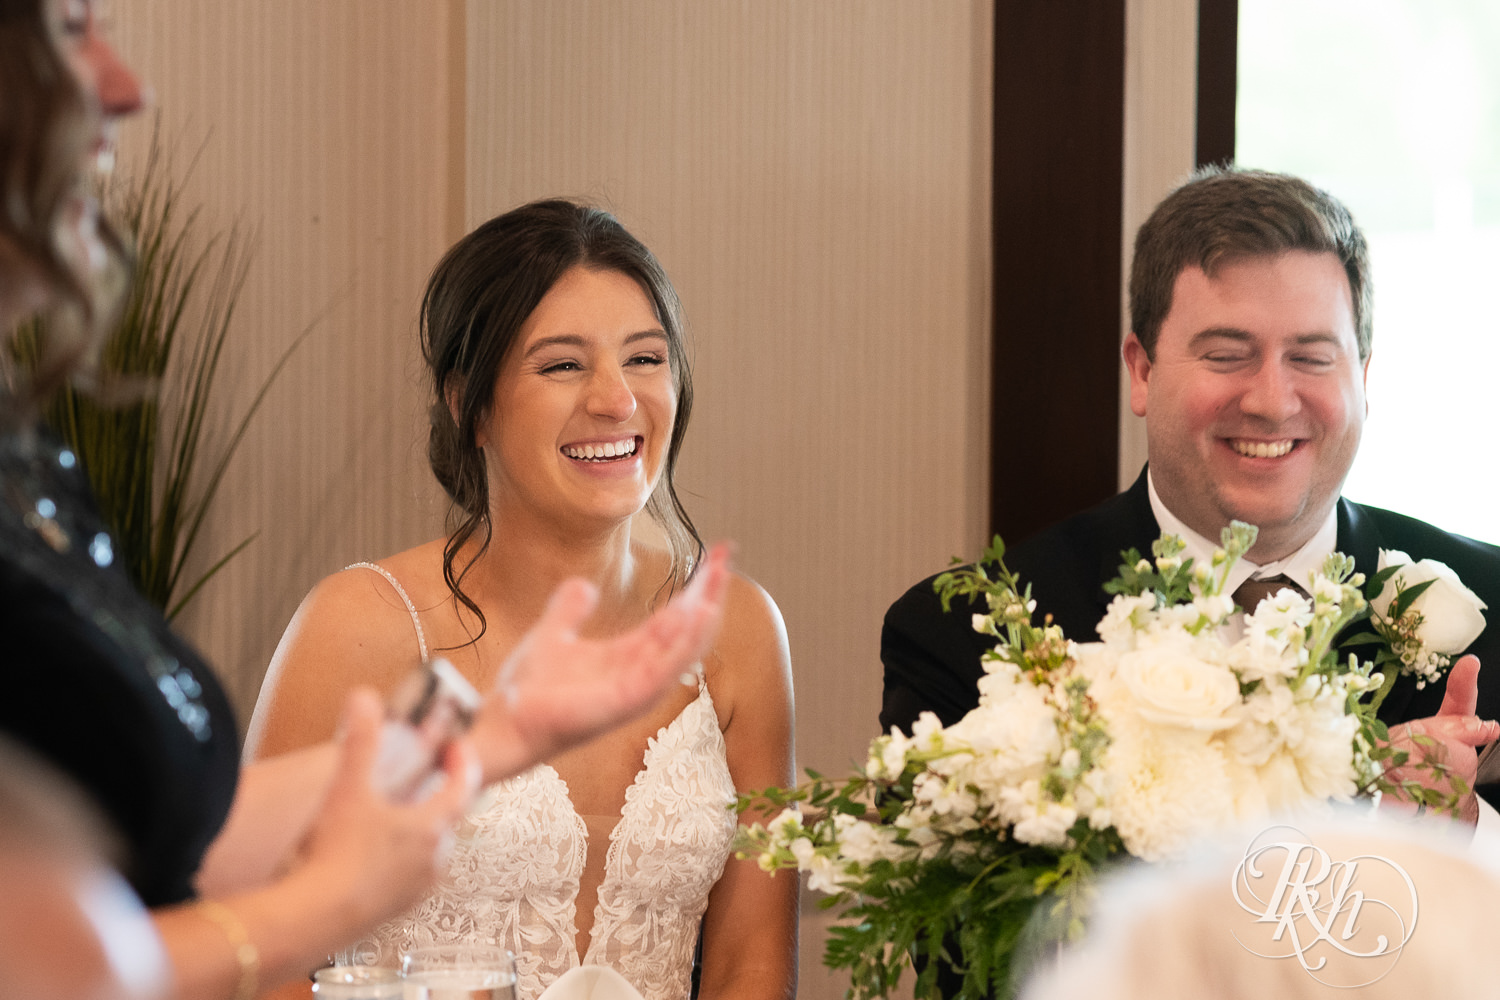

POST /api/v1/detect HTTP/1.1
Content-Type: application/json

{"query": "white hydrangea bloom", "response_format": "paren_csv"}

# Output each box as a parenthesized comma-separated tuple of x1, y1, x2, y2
(1192, 593, 1235, 625)
(1311, 575, 1343, 605)
(768, 807, 804, 843)
(789, 836, 843, 893)
(867, 730, 912, 781)
(1098, 719, 1236, 862)
(1013, 799, 1079, 848)
(1095, 592, 1157, 643)
(1245, 590, 1313, 637)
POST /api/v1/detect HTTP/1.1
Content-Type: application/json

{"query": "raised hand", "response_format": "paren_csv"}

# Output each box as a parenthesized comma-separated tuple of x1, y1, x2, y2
(471, 543, 732, 782)
(292, 689, 479, 928)
(1383, 655, 1500, 826)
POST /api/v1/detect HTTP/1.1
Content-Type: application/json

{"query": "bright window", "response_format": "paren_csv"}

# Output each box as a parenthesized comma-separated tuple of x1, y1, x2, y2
(1237, 0, 1500, 544)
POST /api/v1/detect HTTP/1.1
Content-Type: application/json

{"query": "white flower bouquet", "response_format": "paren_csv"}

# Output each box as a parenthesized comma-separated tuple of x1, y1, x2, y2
(735, 524, 1473, 1000)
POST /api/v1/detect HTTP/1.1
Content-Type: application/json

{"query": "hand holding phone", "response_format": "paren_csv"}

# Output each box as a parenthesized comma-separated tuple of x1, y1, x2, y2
(375, 659, 481, 801)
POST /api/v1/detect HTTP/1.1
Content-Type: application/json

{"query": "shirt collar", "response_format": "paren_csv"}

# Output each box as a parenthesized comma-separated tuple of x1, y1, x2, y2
(1146, 469, 1338, 594)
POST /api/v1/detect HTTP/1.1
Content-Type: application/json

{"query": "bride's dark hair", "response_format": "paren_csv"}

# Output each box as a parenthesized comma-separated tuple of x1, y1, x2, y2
(422, 199, 702, 643)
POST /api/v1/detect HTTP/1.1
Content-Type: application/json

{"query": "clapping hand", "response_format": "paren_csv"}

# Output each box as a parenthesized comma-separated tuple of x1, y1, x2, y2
(471, 543, 732, 783)
(1383, 655, 1500, 827)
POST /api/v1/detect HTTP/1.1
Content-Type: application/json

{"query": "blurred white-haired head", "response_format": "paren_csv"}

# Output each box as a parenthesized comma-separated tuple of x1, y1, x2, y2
(1022, 808, 1500, 1000)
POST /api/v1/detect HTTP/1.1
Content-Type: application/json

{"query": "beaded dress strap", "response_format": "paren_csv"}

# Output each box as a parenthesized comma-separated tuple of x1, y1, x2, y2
(347, 562, 428, 662)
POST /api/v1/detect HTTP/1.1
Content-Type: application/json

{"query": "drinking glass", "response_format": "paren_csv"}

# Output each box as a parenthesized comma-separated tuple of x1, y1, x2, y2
(399, 944, 517, 1000)
(312, 965, 404, 1000)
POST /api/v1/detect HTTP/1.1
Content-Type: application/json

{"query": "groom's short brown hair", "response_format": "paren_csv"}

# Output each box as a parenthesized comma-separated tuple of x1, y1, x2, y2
(1129, 166, 1372, 361)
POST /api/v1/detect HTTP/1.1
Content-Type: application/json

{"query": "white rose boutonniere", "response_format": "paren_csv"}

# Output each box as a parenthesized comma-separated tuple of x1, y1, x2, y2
(1363, 549, 1487, 692)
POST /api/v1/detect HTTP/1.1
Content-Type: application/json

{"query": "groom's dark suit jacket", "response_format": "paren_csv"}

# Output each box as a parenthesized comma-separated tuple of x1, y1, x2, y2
(882, 468, 1500, 804)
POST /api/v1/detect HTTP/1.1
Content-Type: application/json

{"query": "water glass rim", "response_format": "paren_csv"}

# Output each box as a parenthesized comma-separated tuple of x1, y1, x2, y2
(399, 943, 516, 978)
(312, 963, 404, 998)
(315, 965, 403, 983)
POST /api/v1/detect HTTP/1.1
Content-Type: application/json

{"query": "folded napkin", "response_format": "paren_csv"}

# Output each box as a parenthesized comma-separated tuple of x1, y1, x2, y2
(536, 967, 646, 1000)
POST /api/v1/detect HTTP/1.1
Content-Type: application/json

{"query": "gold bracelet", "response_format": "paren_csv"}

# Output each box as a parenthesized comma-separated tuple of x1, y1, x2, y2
(197, 900, 260, 1000)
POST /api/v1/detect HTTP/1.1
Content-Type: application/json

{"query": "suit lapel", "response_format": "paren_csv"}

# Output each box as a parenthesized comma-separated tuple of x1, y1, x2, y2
(1088, 469, 1161, 626)
(1337, 499, 1419, 722)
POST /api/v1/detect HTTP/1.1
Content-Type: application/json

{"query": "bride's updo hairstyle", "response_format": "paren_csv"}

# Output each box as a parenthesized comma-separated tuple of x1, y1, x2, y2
(422, 199, 702, 639)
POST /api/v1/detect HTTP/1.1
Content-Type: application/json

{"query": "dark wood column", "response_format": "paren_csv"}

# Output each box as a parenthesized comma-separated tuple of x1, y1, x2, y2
(990, 1, 1126, 543)
(1195, 0, 1239, 167)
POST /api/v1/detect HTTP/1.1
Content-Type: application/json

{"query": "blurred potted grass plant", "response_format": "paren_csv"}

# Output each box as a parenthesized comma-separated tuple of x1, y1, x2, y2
(12, 132, 301, 619)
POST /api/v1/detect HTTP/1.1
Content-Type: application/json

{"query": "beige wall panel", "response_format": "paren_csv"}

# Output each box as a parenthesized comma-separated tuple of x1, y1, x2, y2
(110, 1, 458, 719)
(1120, 0, 1199, 488)
(467, 0, 993, 780)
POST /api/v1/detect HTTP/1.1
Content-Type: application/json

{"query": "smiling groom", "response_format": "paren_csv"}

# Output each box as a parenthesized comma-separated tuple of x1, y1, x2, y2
(881, 167, 1500, 820)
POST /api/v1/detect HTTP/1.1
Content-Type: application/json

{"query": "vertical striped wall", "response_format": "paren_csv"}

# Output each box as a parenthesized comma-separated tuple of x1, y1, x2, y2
(110, 1, 460, 718)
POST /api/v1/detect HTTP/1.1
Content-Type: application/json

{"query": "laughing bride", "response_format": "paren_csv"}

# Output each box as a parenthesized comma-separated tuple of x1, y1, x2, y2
(248, 200, 796, 1000)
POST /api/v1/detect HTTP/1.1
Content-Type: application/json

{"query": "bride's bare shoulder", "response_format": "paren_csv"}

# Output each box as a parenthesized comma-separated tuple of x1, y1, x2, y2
(705, 570, 791, 708)
(245, 538, 449, 756)
(709, 570, 794, 774)
(720, 571, 790, 659)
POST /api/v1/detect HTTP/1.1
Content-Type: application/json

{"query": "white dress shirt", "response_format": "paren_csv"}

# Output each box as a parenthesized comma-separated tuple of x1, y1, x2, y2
(1147, 471, 1336, 637)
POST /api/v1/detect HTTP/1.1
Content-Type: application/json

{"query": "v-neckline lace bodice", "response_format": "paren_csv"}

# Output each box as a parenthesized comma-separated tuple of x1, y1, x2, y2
(350, 673, 736, 1000)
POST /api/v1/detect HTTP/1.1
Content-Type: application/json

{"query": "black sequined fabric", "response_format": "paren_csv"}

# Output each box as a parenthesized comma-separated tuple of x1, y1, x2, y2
(0, 424, 239, 906)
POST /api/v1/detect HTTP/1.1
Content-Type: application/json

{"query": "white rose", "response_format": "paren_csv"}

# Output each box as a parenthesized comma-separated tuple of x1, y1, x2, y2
(1116, 647, 1240, 731)
(1373, 550, 1488, 654)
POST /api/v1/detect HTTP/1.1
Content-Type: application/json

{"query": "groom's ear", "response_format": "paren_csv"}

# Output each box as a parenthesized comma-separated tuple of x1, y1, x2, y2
(1122, 332, 1152, 419)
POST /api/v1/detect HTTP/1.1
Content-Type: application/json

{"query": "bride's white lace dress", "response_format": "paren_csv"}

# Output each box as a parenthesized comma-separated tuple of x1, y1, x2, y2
(345, 670, 737, 1000)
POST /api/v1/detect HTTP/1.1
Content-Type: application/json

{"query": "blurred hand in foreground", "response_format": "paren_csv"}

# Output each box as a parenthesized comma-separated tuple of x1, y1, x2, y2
(472, 542, 733, 782)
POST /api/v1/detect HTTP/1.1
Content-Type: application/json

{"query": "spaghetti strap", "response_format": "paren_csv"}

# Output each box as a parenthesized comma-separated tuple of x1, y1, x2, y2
(346, 561, 429, 662)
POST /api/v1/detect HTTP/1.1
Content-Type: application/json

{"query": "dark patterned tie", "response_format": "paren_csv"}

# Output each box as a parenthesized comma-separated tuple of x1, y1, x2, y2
(1232, 574, 1304, 614)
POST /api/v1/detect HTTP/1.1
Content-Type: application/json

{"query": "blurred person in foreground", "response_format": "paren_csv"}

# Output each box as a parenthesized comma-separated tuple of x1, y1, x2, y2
(0, 2, 730, 997)
(0, 735, 165, 1000)
(1021, 813, 1500, 1000)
